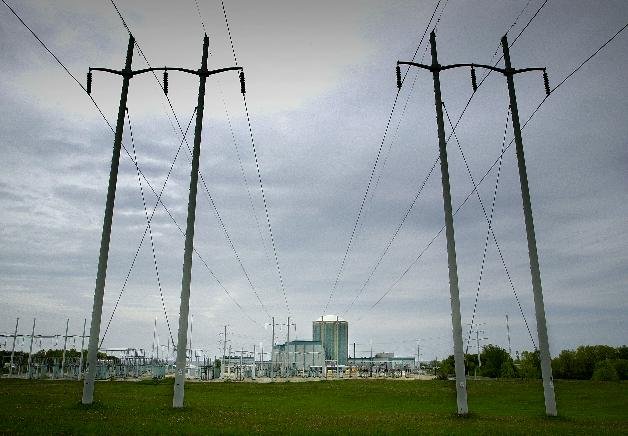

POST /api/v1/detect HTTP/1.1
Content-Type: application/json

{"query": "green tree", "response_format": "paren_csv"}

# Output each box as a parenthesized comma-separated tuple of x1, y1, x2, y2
(465, 353, 478, 376)
(552, 349, 576, 379)
(518, 350, 541, 379)
(436, 355, 455, 380)
(500, 360, 517, 378)
(479, 345, 513, 378)
(592, 360, 620, 381)
(612, 359, 628, 380)
(574, 345, 618, 379)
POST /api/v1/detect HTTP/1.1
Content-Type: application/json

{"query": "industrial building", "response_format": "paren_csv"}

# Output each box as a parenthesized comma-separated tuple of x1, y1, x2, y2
(312, 315, 348, 365)
(272, 340, 325, 376)
(348, 352, 416, 371)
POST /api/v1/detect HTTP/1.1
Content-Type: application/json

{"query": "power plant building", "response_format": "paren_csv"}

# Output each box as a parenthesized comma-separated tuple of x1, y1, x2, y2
(313, 315, 348, 365)
(272, 340, 325, 375)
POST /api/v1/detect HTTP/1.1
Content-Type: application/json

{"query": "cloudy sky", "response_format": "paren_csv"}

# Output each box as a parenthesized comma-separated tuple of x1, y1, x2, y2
(1, 0, 626, 361)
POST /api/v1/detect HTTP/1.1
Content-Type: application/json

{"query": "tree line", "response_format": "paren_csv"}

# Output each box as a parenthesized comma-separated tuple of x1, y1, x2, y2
(436, 344, 628, 381)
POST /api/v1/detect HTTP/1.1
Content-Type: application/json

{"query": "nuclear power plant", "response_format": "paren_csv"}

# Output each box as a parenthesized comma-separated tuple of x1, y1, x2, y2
(270, 315, 348, 376)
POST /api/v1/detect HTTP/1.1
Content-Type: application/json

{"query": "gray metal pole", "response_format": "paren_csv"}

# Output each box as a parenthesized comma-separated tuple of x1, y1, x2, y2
(506, 314, 512, 357)
(239, 349, 243, 381)
(82, 34, 135, 405)
(223, 325, 227, 378)
(173, 34, 209, 408)
(501, 34, 557, 417)
(189, 314, 193, 365)
(335, 317, 339, 377)
(27, 318, 35, 379)
(252, 344, 256, 379)
(61, 318, 69, 377)
(78, 318, 86, 380)
(153, 317, 157, 361)
(476, 330, 481, 368)
(9, 317, 18, 376)
(271, 317, 275, 379)
(285, 316, 290, 377)
(429, 30, 468, 415)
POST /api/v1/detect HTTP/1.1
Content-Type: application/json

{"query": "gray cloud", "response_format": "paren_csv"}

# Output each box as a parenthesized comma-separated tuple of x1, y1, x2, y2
(1, 0, 627, 360)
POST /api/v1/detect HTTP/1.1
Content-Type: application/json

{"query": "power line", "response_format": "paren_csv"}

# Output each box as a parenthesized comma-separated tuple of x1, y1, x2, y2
(343, 0, 538, 317)
(444, 0, 551, 146)
(220, 0, 292, 315)
(107, 0, 273, 319)
(3, 0, 262, 335)
(124, 107, 175, 348)
(192, 0, 207, 35)
(2, 0, 185, 345)
(357, 0, 447, 251)
(522, 21, 628, 130)
(342, 1, 451, 315)
(343, 159, 438, 316)
(322, 0, 446, 315)
(510, 0, 549, 48)
(361, 21, 627, 318)
(216, 83, 273, 277)
(1, 0, 112, 130)
(100, 107, 197, 347)
(197, 171, 272, 319)
(443, 103, 536, 350)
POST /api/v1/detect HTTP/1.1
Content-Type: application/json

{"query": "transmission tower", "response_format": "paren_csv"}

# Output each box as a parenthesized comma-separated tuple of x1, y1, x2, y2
(81, 33, 244, 407)
(397, 30, 556, 416)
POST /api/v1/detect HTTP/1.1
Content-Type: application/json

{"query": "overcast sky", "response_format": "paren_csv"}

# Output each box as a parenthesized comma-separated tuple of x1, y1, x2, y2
(1, 0, 626, 361)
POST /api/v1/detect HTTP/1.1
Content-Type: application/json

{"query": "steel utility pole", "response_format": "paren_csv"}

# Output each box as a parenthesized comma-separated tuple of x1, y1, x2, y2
(61, 318, 69, 377)
(222, 325, 227, 378)
(398, 31, 468, 415)
(335, 316, 339, 377)
(238, 348, 246, 381)
(82, 34, 135, 405)
(27, 318, 35, 379)
(78, 318, 86, 380)
(502, 34, 556, 416)
(351, 342, 356, 378)
(506, 314, 512, 357)
(397, 30, 554, 416)
(9, 317, 18, 376)
(173, 34, 244, 408)
(82, 33, 243, 406)
(476, 329, 482, 369)
(271, 317, 276, 379)
(252, 344, 256, 379)
(431, 30, 468, 415)
(284, 317, 295, 377)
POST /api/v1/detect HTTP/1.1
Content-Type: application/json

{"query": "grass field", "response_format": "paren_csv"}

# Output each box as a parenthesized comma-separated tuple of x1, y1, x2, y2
(0, 378, 626, 434)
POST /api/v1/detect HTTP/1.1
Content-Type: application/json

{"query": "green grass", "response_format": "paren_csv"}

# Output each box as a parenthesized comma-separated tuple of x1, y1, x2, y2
(0, 378, 626, 434)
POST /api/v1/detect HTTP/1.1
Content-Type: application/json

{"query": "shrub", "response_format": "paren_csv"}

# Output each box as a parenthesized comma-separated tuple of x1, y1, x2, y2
(500, 360, 517, 378)
(612, 359, 628, 380)
(479, 345, 512, 378)
(592, 360, 619, 381)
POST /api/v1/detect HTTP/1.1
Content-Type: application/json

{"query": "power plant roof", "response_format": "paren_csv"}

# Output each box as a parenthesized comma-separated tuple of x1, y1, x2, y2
(316, 315, 346, 322)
